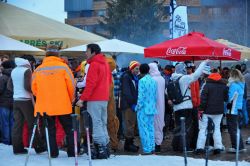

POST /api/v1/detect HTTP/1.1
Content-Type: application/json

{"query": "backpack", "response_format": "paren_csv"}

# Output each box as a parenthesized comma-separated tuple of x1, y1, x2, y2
(167, 76, 191, 105)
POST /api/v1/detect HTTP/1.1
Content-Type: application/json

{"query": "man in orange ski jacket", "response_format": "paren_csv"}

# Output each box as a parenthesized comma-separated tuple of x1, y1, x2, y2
(32, 45, 75, 158)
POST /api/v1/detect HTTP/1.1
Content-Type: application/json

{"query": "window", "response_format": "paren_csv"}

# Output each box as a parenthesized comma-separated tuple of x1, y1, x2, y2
(97, 10, 106, 16)
(201, 0, 241, 7)
(74, 24, 83, 29)
(188, 7, 201, 15)
(205, 7, 222, 16)
(83, 25, 95, 32)
(67, 11, 81, 19)
(80, 10, 93, 17)
(65, 0, 93, 11)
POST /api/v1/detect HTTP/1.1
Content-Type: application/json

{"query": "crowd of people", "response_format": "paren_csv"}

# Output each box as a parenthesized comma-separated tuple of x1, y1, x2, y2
(0, 44, 250, 160)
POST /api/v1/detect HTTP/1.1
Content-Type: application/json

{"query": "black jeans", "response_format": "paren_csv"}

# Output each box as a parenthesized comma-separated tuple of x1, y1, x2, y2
(172, 109, 193, 151)
(46, 114, 74, 157)
(189, 108, 199, 149)
(164, 104, 174, 131)
(226, 114, 244, 149)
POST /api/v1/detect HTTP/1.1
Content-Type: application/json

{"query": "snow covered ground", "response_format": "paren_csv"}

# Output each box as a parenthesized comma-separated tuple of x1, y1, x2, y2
(0, 144, 249, 166)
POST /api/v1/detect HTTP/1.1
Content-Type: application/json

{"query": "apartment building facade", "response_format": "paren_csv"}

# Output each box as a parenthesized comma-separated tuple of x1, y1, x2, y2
(65, 0, 249, 46)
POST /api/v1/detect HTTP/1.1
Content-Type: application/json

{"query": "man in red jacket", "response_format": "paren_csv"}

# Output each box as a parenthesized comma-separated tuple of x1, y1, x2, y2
(76, 44, 111, 159)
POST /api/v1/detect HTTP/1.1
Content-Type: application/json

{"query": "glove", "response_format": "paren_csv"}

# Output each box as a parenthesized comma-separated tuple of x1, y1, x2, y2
(131, 104, 136, 112)
(198, 110, 203, 120)
(168, 100, 173, 106)
(202, 65, 211, 75)
(227, 102, 232, 110)
(76, 99, 84, 107)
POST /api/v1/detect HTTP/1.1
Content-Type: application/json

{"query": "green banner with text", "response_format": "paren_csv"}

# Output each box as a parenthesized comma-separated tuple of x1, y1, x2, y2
(20, 39, 64, 48)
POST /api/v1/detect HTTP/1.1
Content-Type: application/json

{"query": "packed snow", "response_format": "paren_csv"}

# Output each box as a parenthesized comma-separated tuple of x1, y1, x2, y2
(0, 144, 249, 166)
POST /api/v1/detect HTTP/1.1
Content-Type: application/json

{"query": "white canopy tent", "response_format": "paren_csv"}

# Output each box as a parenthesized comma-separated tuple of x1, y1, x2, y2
(61, 39, 145, 55)
(0, 34, 45, 55)
(0, 2, 106, 49)
(216, 39, 250, 60)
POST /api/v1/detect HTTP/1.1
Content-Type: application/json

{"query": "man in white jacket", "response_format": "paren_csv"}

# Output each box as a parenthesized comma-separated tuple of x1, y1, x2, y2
(168, 60, 209, 152)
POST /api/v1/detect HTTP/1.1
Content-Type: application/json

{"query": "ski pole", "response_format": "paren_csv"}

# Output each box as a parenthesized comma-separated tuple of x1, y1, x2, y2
(44, 113, 52, 166)
(236, 115, 240, 166)
(205, 117, 214, 166)
(71, 114, 79, 166)
(30, 95, 41, 136)
(24, 113, 40, 166)
(83, 110, 92, 166)
(73, 88, 82, 151)
(180, 117, 187, 166)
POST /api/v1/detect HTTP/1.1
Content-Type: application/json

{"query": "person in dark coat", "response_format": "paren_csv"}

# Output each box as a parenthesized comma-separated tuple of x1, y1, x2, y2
(196, 73, 228, 154)
(120, 61, 140, 152)
(0, 60, 15, 145)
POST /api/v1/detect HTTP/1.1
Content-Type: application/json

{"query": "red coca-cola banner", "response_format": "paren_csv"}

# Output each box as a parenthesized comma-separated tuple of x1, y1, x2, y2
(166, 47, 187, 55)
(144, 32, 241, 61)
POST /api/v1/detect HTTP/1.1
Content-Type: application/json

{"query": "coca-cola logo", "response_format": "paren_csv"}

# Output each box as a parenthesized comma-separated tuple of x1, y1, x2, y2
(166, 47, 187, 55)
(223, 48, 232, 56)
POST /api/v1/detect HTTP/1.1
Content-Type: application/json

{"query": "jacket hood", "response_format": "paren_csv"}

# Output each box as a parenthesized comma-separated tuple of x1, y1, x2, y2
(149, 63, 161, 76)
(43, 56, 64, 64)
(2, 68, 12, 76)
(88, 54, 106, 65)
(175, 63, 187, 75)
(206, 78, 227, 84)
(15, 58, 30, 68)
(105, 56, 116, 71)
(208, 73, 221, 81)
(171, 73, 183, 81)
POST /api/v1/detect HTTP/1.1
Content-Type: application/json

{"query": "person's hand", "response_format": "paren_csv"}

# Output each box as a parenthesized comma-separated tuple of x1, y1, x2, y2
(205, 59, 210, 63)
(76, 99, 84, 107)
(227, 102, 232, 110)
(77, 92, 81, 98)
(168, 100, 173, 106)
(77, 77, 84, 82)
(198, 110, 203, 120)
(131, 104, 136, 112)
(202, 63, 211, 75)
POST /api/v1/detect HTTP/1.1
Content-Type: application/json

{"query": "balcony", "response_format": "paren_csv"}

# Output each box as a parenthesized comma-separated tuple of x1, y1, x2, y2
(93, 1, 107, 10)
(65, 16, 104, 26)
(163, 0, 200, 6)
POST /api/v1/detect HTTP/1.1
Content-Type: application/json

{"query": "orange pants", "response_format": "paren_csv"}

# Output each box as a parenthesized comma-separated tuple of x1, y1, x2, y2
(107, 108, 119, 150)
